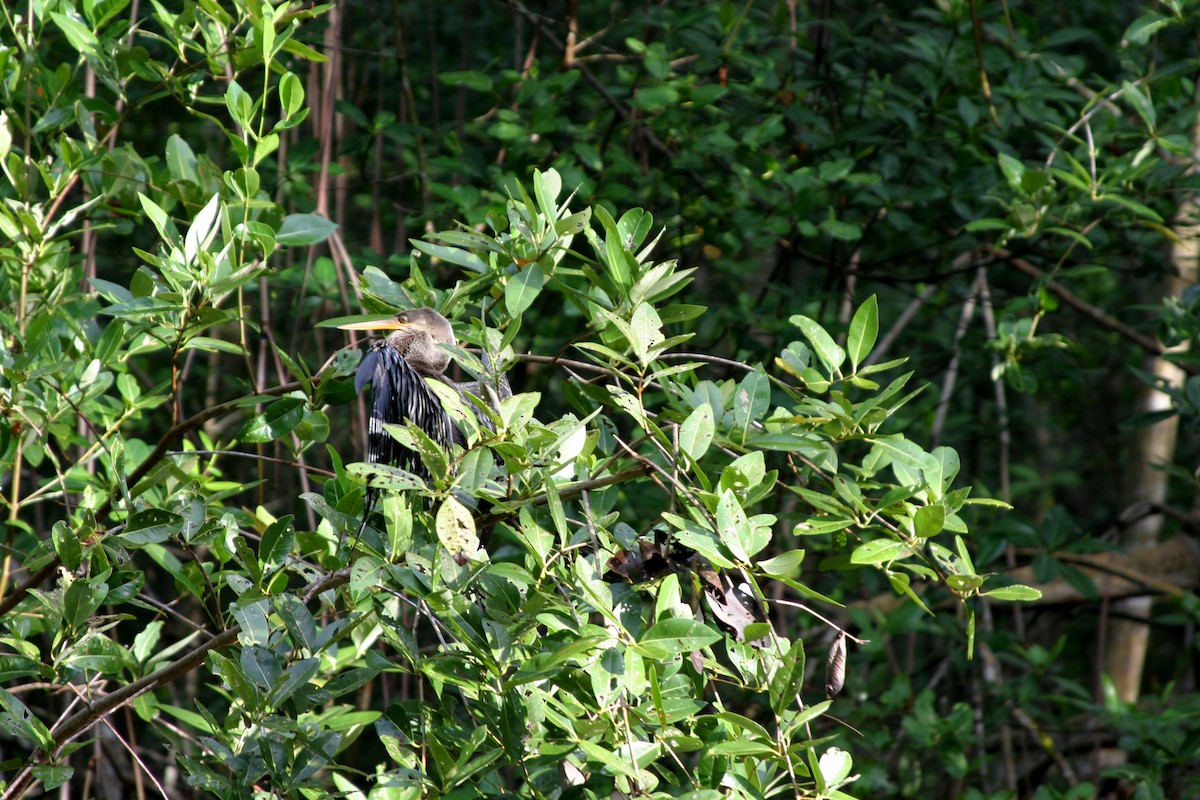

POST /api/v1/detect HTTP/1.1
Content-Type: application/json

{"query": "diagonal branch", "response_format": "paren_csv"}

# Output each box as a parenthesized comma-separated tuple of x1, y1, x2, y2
(997, 248, 1174, 364)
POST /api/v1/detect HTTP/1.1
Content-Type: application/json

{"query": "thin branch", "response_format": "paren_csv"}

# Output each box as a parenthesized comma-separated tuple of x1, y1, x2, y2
(863, 284, 939, 368)
(171, 449, 337, 478)
(473, 464, 650, 530)
(931, 270, 984, 446)
(770, 598, 869, 646)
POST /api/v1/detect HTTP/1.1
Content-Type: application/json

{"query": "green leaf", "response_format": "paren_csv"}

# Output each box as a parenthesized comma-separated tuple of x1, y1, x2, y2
(258, 515, 294, 570)
(181, 336, 247, 356)
(225, 79, 255, 130)
(411, 238, 489, 272)
(818, 747, 853, 785)
(732, 367, 770, 435)
(717, 489, 768, 562)
(1123, 13, 1173, 46)
(819, 217, 861, 242)
(31, 764, 73, 791)
(131, 621, 163, 664)
(847, 294, 878, 370)
(665, 515, 736, 569)
(1121, 80, 1156, 132)
(965, 217, 1014, 232)
(505, 262, 546, 317)
(636, 618, 722, 658)
(278, 71, 305, 117)
(274, 594, 318, 652)
(438, 70, 494, 92)
(913, 504, 945, 538)
(533, 167, 563, 224)
(50, 11, 100, 57)
(184, 193, 221, 262)
(997, 152, 1026, 194)
(679, 403, 715, 460)
(791, 315, 846, 376)
(237, 397, 305, 443)
(707, 740, 779, 757)
(281, 36, 329, 62)
(52, 521, 82, 571)
(121, 509, 185, 545)
(555, 208, 591, 236)
(346, 462, 428, 492)
(268, 658, 320, 706)
(629, 302, 665, 364)
(983, 584, 1043, 602)
(277, 213, 337, 246)
(758, 549, 805, 577)
(768, 637, 806, 715)
(165, 134, 199, 185)
(435, 495, 478, 558)
(231, 598, 271, 646)
(1099, 190, 1161, 220)
(630, 84, 680, 111)
(714, 711, 774, 743)
(0, 688, 54, 751)
(849, 539, 908, 565)
(137, 192, 177, 243)
(210, 651, 260, 709)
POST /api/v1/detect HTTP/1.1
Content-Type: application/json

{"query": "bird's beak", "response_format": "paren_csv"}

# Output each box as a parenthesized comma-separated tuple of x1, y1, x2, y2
(337, 318, 410, 331)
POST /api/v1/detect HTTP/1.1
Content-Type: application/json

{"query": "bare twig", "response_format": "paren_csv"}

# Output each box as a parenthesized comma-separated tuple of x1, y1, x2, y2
(770, 598, 869, 646)
(864, 284, 939, 368)
(931, 270, 984, 446)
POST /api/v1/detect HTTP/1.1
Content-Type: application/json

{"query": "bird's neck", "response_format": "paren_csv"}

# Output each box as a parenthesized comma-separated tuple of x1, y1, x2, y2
(408, 357, 447, 378)
(392, 329, 452, 375)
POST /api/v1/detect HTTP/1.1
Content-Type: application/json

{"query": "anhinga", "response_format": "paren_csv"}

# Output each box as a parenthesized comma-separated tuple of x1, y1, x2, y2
(338, 307, 509, 522)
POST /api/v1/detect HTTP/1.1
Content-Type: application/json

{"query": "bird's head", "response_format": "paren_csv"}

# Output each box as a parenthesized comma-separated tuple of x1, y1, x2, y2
(338, 307, 455, 374)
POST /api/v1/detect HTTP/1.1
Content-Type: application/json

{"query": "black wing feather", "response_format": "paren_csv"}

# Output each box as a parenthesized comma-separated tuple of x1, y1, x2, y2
(356, 341, 454, 519)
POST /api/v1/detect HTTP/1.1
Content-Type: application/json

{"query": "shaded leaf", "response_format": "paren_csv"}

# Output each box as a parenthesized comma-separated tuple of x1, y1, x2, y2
(122, 509, 184, 545)
(505, 262, 547, 317)
(237, 397, 305, 443)
(277, 213, 337, 246)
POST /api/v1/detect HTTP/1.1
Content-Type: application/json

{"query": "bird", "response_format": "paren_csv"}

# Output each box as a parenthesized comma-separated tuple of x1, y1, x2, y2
(338, 307, 510, 526)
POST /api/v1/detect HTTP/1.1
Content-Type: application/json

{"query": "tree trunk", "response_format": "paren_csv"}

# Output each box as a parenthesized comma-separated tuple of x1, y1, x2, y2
(1101, 107, 1200, 702)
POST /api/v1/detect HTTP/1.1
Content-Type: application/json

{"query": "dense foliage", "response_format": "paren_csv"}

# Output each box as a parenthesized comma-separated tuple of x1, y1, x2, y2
(3, 1, 1200, 799)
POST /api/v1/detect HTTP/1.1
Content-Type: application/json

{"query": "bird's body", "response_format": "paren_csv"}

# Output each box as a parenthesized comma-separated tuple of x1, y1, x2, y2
(339, 307, 509, 527)
(350, 308, 457, 489)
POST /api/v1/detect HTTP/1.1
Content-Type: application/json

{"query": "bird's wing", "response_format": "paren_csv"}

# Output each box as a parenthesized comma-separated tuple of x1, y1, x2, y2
(355, 342, 455, 515)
